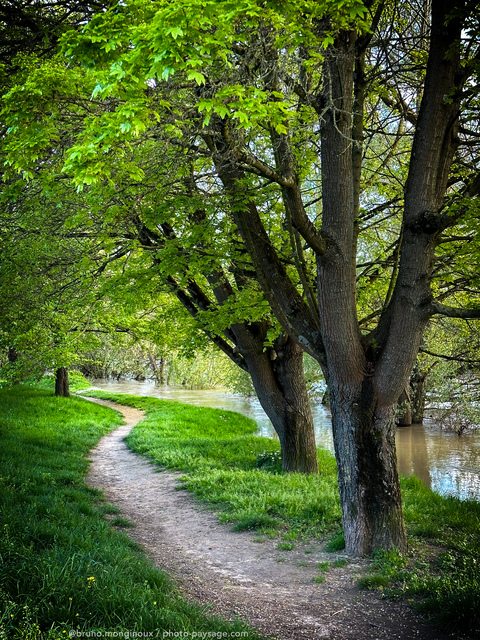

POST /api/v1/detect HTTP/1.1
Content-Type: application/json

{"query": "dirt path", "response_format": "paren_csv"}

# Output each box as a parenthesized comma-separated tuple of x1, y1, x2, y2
(85, 398, 453, 640)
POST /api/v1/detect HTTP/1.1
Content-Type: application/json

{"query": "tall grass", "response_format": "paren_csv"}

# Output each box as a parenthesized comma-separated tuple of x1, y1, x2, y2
(0, 386, 261, 639)
(84, 390, 480, 636)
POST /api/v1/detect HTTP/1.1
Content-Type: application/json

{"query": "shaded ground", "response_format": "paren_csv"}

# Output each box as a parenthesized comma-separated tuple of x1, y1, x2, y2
(85, 398, 455, 640)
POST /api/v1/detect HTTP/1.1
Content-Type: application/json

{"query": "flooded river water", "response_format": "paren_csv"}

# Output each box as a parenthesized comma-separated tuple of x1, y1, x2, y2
(92, 379, 480, 502)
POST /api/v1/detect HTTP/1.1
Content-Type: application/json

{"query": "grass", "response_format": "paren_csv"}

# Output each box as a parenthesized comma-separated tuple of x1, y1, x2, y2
(81, 389, 480, 637)
(0, 385, 262, 640)
(360, 477, 480, 637)
(82, 390, 342, 540)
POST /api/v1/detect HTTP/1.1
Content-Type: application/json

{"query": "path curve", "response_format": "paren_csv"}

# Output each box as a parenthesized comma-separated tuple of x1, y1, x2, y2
(85, 397, 451, 640)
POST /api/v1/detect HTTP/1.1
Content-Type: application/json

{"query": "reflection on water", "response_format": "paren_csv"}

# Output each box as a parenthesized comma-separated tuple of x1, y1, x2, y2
(92, 379, 480, 502)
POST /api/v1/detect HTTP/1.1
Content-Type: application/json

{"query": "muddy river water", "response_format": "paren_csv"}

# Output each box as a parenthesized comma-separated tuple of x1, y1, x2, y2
(92, 379, 480, 502)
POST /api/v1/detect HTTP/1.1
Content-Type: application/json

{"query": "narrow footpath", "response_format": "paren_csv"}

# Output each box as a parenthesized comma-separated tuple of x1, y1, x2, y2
(85, 397, 452, 640)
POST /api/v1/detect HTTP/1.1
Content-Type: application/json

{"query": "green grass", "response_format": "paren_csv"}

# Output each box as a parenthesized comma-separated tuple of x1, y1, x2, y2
(82, 390, 342, 540)
(82, 390, 480, 637)
(357, 480, 480, 636)
(378, 477, 480, 637)
(0, 386, 262, 640)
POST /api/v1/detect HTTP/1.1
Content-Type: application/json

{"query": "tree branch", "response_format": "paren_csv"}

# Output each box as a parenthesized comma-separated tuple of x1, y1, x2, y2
(429, 302, 480, 319)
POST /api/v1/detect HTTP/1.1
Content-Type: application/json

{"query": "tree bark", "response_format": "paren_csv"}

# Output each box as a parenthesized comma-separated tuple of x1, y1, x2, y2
(55, 367, 70, 397)
(329, 380, 407, 555)
(244, 335, 318, 473)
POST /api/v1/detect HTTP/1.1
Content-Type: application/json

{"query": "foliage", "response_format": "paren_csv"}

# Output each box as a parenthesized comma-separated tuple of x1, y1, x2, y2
(2, 0, 480, 554)
(0, 385, 261, 639)
(254, 450, 282, 474)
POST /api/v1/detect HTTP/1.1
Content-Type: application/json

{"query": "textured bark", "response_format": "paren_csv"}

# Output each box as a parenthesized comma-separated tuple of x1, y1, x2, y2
(244, 336, 318, 474)
(329, 381, 407, 555)
(313, 31, 408, 554)
(55, 367, 70, 397)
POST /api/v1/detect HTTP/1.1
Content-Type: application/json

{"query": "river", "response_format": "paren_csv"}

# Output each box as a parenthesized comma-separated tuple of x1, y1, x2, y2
(92, 379, 480, 502)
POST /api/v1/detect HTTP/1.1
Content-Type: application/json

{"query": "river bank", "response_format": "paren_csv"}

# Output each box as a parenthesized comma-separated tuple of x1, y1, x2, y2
(1, 384, 479, 638)
(92, 379, 480, 502)
(83, 389, 480, 638)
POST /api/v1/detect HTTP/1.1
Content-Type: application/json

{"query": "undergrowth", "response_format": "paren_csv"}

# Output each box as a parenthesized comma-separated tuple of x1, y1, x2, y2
(0, 386, 261, 639)
(372, 477, 480, 637)
(359, 478, 480, 637)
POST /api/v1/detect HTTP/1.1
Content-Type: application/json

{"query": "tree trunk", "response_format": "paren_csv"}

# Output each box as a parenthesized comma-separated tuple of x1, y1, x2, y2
(272, 338, 318, 473)
(410, 370, 428, 423)
(158, 356, 165, 385)
(329, 380, 407, 555)
(200, 1, 464, 554)
(241, 336, 318, 474)
(148, 351, 165, 385)
(397, 388, 412, 426)
(55, 367, 70, 397)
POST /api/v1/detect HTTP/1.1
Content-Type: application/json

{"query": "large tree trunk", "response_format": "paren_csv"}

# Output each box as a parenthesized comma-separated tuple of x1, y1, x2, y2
(205, 1, 465, 555)
(55, 367, 70, 397)
(329, 380, 407, 555)
(315, 30, 409, 555)
(246, 336, 318, 474)
(272, 339, 318, 473)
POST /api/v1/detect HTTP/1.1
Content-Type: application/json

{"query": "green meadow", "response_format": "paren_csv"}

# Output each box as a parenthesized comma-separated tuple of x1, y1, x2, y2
(0, 385, 261, 640)
(85, 390, 480, 637)
(1, 383, 479, 638)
